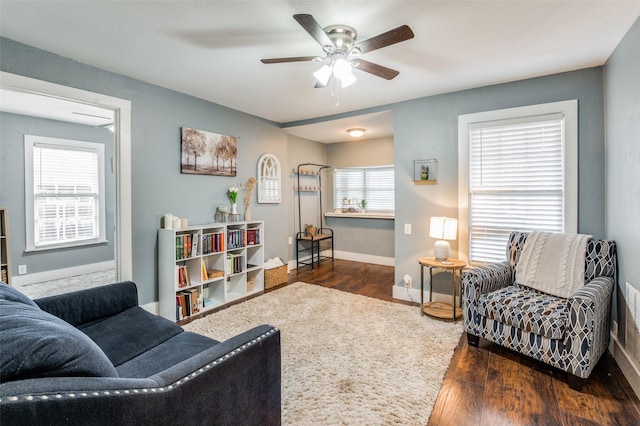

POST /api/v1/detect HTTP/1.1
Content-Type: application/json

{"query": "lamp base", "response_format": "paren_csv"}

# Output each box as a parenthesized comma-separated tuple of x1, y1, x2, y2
(434, 240, 451, 261)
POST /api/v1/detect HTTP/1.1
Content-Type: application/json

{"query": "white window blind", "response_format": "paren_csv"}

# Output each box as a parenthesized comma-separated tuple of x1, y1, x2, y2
(25, 136, 105, 250)
(468, 114, 565, 263)
(334, 166, 394, 212)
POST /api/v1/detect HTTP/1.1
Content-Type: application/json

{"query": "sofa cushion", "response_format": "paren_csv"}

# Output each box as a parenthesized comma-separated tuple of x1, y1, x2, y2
(116, 331, 219, 378)
(79, 306, 183, 366)
(1, 282, 38, 307)
(0, 298, 118, 382)
(478, 286, 568, 339)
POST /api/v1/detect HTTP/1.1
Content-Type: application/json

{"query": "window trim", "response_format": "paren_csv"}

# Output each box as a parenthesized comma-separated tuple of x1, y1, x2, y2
(458, 100, 578, 264)
(24, 135, 107, 252)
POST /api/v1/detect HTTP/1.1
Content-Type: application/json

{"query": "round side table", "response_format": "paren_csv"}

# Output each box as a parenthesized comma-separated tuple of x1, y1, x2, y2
(418, 257, 466, 321)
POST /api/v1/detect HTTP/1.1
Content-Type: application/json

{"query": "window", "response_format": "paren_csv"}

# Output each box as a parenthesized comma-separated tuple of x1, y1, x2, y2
(334, 166, 395, 213)
(458, 100, 577, 264)
(24, 135, 106, 251)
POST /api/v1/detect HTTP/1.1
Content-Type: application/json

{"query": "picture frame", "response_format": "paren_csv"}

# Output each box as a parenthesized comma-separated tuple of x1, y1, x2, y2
(412, 159, 438, 184)
(180, 127, 237, 176)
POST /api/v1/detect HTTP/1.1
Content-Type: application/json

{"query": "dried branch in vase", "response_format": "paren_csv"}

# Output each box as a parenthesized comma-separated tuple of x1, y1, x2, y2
(241, 177, 257, 207)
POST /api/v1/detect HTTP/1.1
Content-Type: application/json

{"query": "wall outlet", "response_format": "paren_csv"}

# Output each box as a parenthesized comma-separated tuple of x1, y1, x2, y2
(18, 264, 27, 275)
(404, 224, 412, 235)
(288, 236, 292, 245)
(403, 274, 412, 288)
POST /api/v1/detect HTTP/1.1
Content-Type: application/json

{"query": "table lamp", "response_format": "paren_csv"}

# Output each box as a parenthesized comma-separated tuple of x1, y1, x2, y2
(429, 217, 458, 261)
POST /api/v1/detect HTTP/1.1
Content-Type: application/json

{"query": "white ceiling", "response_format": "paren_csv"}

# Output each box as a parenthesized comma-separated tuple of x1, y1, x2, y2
(1, 1, 639, 143)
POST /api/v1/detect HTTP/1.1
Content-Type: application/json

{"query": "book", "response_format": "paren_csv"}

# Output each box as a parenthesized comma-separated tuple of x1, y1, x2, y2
(188, 288, 199, 314)
(178, 292, 188, 317)
(175, 295, 183, 321)
(206, 268, 224, 279)
(201, 259, 208, 280)
(191, 232, 199, 256)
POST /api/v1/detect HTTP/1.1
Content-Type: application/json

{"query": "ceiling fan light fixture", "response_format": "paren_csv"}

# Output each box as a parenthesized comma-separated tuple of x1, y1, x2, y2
(333, 58, 351, 78)
(313, 64, 332, 86)
(332, 58, 356, 87)
(339, 70, 357, 88)
(347, 128, 366, 138)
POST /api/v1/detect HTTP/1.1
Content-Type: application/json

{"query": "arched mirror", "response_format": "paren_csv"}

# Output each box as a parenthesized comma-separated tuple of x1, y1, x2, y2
(257, 153, 281, 204)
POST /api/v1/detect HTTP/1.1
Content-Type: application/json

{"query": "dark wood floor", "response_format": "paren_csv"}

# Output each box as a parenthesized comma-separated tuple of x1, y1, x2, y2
(287, 259, 640, 426)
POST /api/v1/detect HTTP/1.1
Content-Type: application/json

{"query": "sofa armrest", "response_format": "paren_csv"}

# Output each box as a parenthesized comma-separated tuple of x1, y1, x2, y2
(462, 261, 513, 335)
(462, 261, 513, 299)
(34, 281, 139, 326)
(0, 324, 281, 426)
(564, 277, 614, 378)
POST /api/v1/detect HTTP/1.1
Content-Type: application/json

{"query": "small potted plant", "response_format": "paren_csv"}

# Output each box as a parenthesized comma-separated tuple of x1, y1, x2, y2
(360, 199, 367, 212)
(304, 223, 317, 236)
(421, 165, 429, 180)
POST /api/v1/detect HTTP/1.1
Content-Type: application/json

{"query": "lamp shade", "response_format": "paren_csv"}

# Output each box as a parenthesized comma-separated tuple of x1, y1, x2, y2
(429, 217, 458, 261)
(429, 217, 458, 240)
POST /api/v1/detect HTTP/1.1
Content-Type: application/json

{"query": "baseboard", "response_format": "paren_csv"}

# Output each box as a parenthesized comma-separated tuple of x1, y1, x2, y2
(392, 285, 421, 304)
(290, 250, 394, 270)
(609, 332, 640, 398)
(11, 260, 115, 286)
(332, 250, 394, 266)
(392, 285, 460, 306)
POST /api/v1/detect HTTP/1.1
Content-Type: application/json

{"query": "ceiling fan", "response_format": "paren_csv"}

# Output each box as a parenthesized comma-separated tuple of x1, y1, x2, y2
(261, 14, 414, 89)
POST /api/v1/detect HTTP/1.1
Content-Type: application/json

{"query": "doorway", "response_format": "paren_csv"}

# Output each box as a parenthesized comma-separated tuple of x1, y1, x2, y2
(0, 71, 132, 296)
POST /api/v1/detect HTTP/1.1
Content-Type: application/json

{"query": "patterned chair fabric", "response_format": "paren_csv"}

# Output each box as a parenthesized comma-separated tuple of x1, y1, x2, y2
(462, 232, 616, 386)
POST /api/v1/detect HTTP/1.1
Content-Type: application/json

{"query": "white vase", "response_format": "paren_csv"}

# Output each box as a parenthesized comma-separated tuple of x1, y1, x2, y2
(231, 203, 238, 214)
(245, 205, 252, 221)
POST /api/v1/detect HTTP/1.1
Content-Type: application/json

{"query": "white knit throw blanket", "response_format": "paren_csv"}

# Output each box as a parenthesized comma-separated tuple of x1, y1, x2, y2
(515, 232, 592, 298)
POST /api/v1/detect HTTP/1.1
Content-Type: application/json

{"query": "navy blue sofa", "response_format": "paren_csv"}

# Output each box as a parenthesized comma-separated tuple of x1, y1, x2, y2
(0, 281, 281, 425)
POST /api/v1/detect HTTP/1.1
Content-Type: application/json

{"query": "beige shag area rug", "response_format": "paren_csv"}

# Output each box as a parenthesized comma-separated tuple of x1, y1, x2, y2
(184, 282, 463, 425)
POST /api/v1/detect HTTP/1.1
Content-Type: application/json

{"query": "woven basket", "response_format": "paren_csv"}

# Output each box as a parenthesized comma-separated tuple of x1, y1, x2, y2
(265, 264, 287, 289)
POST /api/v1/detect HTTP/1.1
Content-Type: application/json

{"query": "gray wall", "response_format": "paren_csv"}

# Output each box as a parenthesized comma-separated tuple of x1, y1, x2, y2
(325, 136, 394, 258)
(0, 36, 610, 304)
(604, 17, 640, 346)
(0, 37, 289, 305)
(392, 67, 606, 290)
(286, 134, 327, 263)
(0, 112, 115, 274)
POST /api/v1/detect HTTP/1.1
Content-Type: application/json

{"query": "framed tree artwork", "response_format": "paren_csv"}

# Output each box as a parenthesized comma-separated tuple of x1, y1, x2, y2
(180, 127, 238, 176)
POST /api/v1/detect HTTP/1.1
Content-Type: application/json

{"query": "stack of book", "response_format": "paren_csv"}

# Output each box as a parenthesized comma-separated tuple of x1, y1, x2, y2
(176, 288, 200, 320)
(202, 232, 224, 254)
(225, 253, 244, 274)
(227, 229, 246, 249)
(175, 233, 199, 260)
(246, 228, 261, 245)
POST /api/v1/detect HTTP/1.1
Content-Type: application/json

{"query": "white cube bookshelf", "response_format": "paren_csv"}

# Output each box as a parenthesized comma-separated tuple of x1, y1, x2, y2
(158, 221, 264, 321)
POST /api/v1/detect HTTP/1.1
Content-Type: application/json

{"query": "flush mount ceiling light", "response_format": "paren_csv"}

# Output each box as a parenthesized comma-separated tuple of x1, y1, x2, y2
(347, 128, 366, 138)
(261, 14, 414, 105)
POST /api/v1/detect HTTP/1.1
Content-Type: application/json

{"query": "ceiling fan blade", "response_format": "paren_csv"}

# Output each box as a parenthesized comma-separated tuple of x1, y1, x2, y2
(261, 56, 318, 64)
(352, 59, 400, 80)
(354, 25, 414, 54)
(293, 14, 334, 49)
